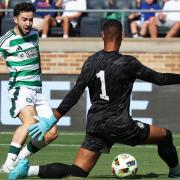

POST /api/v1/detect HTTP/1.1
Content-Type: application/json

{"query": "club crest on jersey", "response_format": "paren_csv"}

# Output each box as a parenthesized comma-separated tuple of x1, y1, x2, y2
(26, 97, 32, 103)
(136, 122, 145, 129)
(18, 52, 26, 60)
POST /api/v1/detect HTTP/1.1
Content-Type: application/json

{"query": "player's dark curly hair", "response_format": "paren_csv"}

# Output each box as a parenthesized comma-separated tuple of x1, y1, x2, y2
(14, 2, 36, 17)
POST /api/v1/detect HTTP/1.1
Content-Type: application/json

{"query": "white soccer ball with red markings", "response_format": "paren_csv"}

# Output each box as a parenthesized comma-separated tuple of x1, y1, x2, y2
(112, 153, 138, 178)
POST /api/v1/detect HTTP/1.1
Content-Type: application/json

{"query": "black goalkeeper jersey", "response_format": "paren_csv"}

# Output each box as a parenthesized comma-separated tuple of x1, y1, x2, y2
(57, 50, 180, 133)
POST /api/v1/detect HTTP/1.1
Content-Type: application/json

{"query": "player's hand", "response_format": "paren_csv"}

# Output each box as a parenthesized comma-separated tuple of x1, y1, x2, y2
(28, 115, 57, 141)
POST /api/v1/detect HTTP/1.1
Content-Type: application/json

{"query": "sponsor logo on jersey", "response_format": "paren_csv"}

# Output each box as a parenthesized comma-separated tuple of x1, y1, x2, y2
(18, 48, 39, 60)
(26, 48, 39, 59)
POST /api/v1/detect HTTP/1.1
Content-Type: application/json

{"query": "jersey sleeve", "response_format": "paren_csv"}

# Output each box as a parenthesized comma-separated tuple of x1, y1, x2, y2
(0, 37, 7, 59)
(0, 47, 6, 59)
(56, 57, 93, 115)
(131, 57, 180, 85)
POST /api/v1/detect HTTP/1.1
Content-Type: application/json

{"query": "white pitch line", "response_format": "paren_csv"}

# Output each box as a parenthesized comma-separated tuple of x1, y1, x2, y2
(1, 132, 180, 137)
(0, 143, 180, 149)
(0, 132, 85, 135)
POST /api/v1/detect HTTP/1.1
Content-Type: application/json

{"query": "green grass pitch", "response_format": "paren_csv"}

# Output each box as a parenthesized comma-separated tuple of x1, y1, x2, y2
(1, 132, 180, 179)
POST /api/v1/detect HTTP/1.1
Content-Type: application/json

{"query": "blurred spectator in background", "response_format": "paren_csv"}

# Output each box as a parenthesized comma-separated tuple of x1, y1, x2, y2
(129, 0, 160, 38)
(105, 0, 134, 37)
(33, 0, 58, 34)
(107, 0, 115, 8)
(105, 0, 120, 20)
(55, 0, 87, 38)
(41, 0, 61, 38)
(149, 0, 180, 38)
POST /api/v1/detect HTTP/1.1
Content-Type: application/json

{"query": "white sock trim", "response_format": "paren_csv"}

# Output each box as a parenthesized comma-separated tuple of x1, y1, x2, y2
(10, 142, 22, 148)
(27, 166, 40, 176)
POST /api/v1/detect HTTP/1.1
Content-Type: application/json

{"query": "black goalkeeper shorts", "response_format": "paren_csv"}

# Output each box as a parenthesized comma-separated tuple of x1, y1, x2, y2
(81, 120, 150, 154)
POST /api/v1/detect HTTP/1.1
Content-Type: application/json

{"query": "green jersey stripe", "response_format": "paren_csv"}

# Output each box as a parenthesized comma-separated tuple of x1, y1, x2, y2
(6, 57, 39, 67)
(10, 34, 38, 47)
(10, 87, 20, 117)
(0, 47, 6, 54)
(9, 80, 42, 87)
(10, 69, 41, 77)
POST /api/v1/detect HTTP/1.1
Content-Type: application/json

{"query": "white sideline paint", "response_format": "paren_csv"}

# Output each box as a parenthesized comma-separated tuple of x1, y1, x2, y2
(0, 132, 85, 135)
(1, 132, 180, 148)
(1, 132, 180, 138)
(0, 143, 180, 149)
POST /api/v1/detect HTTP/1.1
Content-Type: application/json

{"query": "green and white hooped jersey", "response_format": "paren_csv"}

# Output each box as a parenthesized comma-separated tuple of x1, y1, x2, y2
(0, 29, 42, 91)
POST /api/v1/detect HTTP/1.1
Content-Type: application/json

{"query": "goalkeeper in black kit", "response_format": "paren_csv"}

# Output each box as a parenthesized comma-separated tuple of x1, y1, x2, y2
(9, 19, 180, 179)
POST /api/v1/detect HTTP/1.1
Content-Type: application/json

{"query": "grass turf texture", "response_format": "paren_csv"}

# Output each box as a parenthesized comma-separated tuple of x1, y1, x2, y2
(1, 132, 180, 179)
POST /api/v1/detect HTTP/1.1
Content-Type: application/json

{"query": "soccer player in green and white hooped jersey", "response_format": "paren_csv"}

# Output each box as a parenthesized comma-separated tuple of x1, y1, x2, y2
(0, 2, 58, 173)
(1, 25, 41, 92)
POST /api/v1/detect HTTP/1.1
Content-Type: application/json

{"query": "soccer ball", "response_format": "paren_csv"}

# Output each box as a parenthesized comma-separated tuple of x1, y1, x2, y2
(111, 153, 138, 178)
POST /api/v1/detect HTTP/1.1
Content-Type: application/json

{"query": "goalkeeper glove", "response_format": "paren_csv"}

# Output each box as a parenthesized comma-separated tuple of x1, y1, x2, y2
(28, 115, 57, 141)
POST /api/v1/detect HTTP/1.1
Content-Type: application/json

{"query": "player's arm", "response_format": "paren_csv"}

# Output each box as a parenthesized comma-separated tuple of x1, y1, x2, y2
(137, 67, 180, 85)
(133, 59, 180, 85)
(0, 43, 7, 59)
(56, 59, 93, 116)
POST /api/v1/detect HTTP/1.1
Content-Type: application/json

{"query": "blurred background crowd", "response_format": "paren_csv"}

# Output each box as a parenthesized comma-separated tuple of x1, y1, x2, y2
(0, 0, 180, 38)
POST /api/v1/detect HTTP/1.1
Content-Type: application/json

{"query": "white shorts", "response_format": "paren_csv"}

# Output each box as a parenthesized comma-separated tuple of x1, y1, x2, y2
(8, 87, 53, 118)
(157, 19, 177, 28)
(136, 20, 149, 28)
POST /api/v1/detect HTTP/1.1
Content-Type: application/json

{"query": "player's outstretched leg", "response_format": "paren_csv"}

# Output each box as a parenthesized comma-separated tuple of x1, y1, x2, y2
(144, 125, 180, 178)
(8, 159, 29, 180)
(157, 129, 180, 178)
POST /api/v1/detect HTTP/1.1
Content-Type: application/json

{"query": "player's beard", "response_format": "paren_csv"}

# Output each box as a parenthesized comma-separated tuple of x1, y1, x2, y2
(17, 24, 31, 36)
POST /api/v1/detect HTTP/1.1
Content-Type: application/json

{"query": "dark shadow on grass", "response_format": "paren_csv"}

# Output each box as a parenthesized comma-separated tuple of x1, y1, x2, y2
(89, 173, 166, 179)
(21, 173, 167, 179)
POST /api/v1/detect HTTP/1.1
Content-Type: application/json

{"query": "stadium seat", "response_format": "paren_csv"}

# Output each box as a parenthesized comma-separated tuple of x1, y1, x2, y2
(86, 0, 107, 18)
(157, 26, 169, 37)
(114, 0, 134, 9)
(87, 0, 107, 9)
(1, 16, 14, 35)
(80, 16, 103, 37)
(49, 26, 64, 37)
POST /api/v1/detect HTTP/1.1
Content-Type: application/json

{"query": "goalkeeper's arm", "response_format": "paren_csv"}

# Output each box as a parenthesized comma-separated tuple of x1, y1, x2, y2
(54, 110, 62, 120)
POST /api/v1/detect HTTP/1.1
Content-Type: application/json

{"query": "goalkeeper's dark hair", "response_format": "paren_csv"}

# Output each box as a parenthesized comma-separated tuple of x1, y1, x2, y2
(102, 19, 123, 41)
(14, 2, 36, 17)
(103, 19, 122, 32)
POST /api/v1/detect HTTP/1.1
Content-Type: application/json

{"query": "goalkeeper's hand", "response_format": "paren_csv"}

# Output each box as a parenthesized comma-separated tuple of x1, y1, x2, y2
(28, 115, 57, 141)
